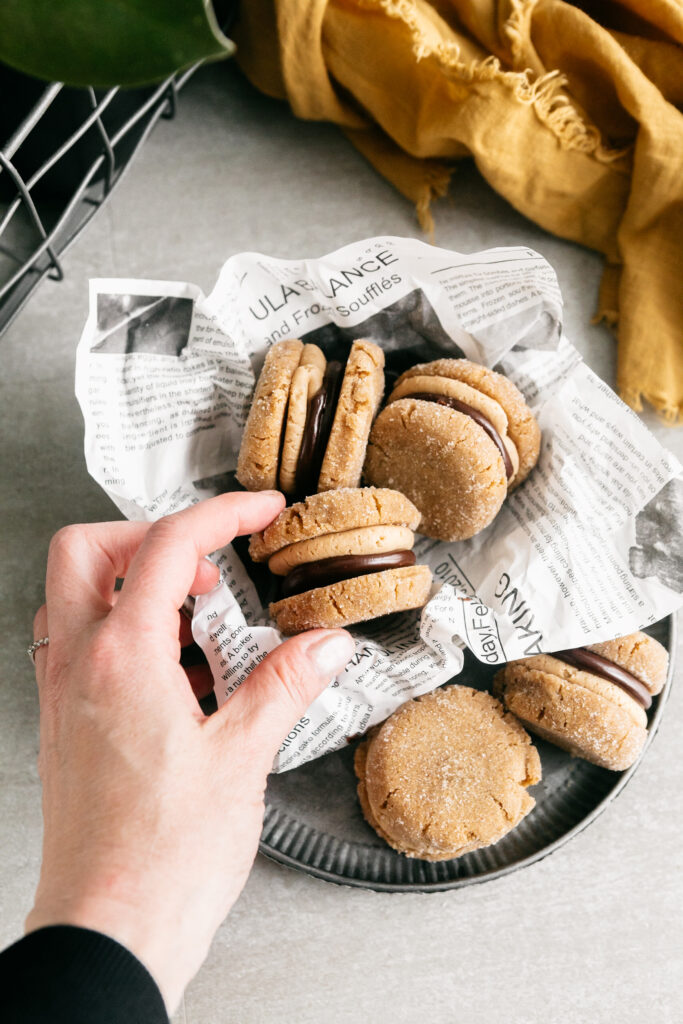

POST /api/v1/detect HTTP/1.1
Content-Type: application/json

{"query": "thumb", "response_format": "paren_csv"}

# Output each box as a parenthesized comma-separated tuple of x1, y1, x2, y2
(216, 629, 355, 763)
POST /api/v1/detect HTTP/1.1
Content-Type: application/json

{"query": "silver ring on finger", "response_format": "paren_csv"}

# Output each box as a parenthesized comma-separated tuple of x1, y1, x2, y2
(27, 637, 50, 663)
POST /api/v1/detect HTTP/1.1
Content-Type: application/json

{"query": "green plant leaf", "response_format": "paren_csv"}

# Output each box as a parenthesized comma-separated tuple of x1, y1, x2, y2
(0, 0, 235, 87)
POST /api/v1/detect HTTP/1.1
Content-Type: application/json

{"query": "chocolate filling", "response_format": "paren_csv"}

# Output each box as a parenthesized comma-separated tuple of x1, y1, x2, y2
(295, 360, 344, 496)
(403, 392, 514, 480)
(553, 648, 652, 710)
(280, 550, 416, 599)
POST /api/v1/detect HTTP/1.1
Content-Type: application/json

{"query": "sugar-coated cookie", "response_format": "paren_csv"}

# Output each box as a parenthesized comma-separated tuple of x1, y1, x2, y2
(236, 338, 303, 491)
(237, 338, 384, 497)
(318, 340, 385, 491)
(363, 358, 540, 541)
(279, 345, 326, 493)
(249, 487, 431, 634)
(493, 631, 668, 770)
(355, 686, 541, 861)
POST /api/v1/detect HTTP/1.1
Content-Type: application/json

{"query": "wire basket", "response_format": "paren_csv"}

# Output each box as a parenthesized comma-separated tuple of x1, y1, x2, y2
(0, 61, 200, 336)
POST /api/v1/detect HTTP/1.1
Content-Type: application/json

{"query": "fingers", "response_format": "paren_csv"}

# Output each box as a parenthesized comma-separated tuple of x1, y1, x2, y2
(215, 629, 355, 762)
(37, 507, 226, 709)
(44, 492, 268, 643)
(114, 492, 284, 634)
(45, 521, 150, 638)
(32, 605, 49, 687)
(44, 522, 216, 642)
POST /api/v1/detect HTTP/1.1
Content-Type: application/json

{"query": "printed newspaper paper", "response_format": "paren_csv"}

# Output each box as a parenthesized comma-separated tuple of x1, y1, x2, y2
(75, 237, 683, 771)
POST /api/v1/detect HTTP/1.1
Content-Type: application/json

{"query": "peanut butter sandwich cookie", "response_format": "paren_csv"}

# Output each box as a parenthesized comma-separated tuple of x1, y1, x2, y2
(493, 631, 669, 771)
(363, 358, 540, 541)
(355, 686, 541, 861)
(236, 337, 385, 496)
(249, 487, 432, 634)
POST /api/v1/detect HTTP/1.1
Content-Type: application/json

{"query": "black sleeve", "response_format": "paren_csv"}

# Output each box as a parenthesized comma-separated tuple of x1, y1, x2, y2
(0, 925, 169, 1024)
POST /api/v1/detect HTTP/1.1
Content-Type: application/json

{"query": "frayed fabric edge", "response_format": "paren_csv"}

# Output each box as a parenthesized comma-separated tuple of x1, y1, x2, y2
(416, 166, 452, 236)
(595, 309, 681, 422)
(367, 0, 628, 164)
(343, 124, 453, 235)
(504, 0, 539, 67)
(618, 388, 682, 424)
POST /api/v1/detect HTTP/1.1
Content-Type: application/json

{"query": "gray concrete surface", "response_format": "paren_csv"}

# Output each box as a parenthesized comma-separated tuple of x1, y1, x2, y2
(1, 62, 681, 1023)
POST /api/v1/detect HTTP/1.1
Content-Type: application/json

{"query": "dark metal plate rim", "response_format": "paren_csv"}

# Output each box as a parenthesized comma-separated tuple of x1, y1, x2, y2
(258, 614, 676, 893)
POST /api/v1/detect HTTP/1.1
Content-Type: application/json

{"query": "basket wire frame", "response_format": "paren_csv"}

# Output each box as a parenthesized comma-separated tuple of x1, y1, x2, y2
(0, 63, 198, 335)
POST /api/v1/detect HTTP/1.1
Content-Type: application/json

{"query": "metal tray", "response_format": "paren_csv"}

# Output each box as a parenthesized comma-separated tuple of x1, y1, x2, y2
(260, 616, 675, 891)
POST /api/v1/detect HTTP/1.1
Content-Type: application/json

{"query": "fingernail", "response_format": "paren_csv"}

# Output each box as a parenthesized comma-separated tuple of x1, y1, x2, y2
(308, 632, 355, 678)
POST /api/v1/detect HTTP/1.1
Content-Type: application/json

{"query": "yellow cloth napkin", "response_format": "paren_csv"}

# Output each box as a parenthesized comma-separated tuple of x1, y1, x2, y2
(234, 0, 683, 421)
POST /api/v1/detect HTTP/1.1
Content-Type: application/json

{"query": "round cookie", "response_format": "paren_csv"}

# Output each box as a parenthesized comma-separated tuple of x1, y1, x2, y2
(389, 373, 520, 479)
(391, 358, 540, 487)
(270, 564, 432, 634)
(249, 487, 421, 562)
(493, 631, 668, 771)
(279, 345, 326, 493)
(236, 338, 384, 498)
(364, 398, 508, 541)
(236, 338, 303, 491)
(318, 339, 385, 491)
(249, 487, 431, 635)
(355, 686, 541, 861)
(363, 358, 540, 542)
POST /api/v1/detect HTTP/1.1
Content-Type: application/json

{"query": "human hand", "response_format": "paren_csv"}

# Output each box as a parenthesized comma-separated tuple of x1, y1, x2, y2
(26, 491, 354, 1013)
